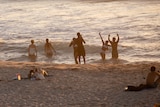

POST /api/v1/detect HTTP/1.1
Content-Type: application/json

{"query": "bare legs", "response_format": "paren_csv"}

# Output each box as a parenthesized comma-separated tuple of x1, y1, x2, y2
(78, 56, 86, 64)
(100, 53, 105, 61)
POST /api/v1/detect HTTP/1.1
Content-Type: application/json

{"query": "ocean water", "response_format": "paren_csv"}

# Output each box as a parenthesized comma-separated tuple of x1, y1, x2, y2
(0, 0, 159, 64)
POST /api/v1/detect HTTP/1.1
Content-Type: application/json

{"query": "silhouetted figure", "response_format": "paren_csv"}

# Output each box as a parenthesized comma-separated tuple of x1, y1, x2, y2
(125, 66, 160, 91)
(69, 38, 79, 64)
(28, 40, 37, 62)
(108, 34, 119, 59)
(44, 38, 56, 58)
(99, 32, 110, 61)
(77, 32, 86, 64)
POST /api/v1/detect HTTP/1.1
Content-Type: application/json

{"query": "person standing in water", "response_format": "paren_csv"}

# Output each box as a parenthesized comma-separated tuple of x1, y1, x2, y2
(76, 32, 86, 64)
(99, 32, 110, 61)
(28, 40, 37, 61)
(108, 34, 119, 59)
(44, 38, 56, 58)
(69, 38, 79, 64)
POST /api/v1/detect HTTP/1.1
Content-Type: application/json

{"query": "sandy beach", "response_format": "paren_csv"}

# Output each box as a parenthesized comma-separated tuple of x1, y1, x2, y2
(0, 61, 159, 107)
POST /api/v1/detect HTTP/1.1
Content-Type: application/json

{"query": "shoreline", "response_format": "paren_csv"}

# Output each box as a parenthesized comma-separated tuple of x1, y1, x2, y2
(0, 60, 159, 67)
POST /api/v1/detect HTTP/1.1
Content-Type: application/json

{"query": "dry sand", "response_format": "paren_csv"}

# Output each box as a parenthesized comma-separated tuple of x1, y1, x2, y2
(0, 61, 160, 107)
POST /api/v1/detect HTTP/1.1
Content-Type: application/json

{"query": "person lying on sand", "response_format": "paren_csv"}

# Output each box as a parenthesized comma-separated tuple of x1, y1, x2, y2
(125, 66, 160, 91)
(28, 68, 48, 80)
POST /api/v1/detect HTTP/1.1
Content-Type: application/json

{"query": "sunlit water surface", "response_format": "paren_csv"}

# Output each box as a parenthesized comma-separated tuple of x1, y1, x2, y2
(0, 0, 159, 64)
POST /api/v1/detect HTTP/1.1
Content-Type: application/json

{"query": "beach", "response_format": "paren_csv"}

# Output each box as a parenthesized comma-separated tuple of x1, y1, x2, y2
(0, 0, 160, 106)
(0, 61, 160, 107)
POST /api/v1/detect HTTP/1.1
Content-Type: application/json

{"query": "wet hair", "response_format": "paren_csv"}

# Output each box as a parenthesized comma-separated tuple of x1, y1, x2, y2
(31, 40, 34, 43)
(77, 32, 82, 38)
(46, 38, 49, 42)
(77, 32, 80, 35)
(151, 66, 156, 72)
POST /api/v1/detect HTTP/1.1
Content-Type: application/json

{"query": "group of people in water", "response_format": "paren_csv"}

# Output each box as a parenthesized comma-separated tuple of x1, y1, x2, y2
(28, 32, 120, 63)
(99, 32, 119, 61)
(69, 32, 120, 64)
(28, 38, 56, 61)
(69, 32, 86, 64)
(26, 34, 160, 91)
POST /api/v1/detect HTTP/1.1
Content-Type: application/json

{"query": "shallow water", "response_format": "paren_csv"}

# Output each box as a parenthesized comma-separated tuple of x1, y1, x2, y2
(0, 0, 159, 64)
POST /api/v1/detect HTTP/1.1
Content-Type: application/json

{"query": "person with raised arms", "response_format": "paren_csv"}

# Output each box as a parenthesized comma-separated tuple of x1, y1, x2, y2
(99, 32, 110, 61)
(108, 34, 119, 59)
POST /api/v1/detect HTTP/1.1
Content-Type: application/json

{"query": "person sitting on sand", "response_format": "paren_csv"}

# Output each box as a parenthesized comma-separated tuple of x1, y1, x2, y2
(69, 38, 79, 64)
(125, 66, 160, 91)
(108, 34, 119, 59)
(28, 40, 37, 61)
(44, 38, 56, 58)
(76, 32, 86, 64)
(99, 32, 110, 61)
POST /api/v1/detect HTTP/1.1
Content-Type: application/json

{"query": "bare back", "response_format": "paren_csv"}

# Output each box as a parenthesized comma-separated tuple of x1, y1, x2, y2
(146, 72, 157, 86)
(45, 43, 53, 55)
(28, 44, 37, 56)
